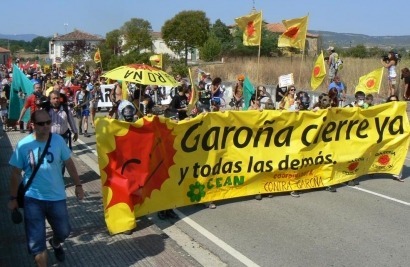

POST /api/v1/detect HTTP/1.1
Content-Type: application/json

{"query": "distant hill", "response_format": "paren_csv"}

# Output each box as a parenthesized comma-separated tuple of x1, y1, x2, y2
(0, 34, 39, 42)
(311, 30, 410, 50)
(1, 31, 410, 50)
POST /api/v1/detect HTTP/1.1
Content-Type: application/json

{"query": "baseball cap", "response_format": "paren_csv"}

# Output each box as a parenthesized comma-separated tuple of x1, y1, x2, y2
(327, 46, 334, 51)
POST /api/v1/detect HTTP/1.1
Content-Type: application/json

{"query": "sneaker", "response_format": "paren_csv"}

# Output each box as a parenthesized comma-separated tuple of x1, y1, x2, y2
(255, 194, 262, 200)
(393, 175, 404, 182)
(79, 131, 83, 135)
(347, 180, 355, 186)
(84, 132, 91, 137)
(166, 209, 179, 219)
(290, 191, 300, 197)
(353, 179, 360, 185)
(122, 229, 133, 235)
(48, 238, 65, 262)
(267, 194, 274, 198)
(208, 202, 216, 209)
(157, 211, 167, 220)
(325, 186, 337, 192)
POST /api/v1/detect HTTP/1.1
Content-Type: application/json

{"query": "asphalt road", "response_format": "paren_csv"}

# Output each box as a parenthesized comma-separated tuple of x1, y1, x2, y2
(75, 109, 410, 267)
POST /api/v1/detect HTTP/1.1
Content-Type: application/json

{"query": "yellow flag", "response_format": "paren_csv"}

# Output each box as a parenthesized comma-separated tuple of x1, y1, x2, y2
(122, 81, 128, 101)
(149, 54, 162, 69)
(66, 65, 74, 77)
(43, 64, 51, 74)
(310, 51, 327, 90)
(278, 15, 308, 50)
(187, 68, 197, 113)
(94, 48, 101, 63)
(355, 68, 384, 94)
(235, 11, 262, 46)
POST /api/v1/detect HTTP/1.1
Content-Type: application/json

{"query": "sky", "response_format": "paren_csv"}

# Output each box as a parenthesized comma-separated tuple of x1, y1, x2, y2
(1, 0, 408, 38)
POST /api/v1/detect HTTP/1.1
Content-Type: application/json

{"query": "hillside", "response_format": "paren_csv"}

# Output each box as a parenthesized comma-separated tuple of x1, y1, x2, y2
(311, 30, 410, 50)
(0, 34, 39, 42)
(1, 31, 410, 50)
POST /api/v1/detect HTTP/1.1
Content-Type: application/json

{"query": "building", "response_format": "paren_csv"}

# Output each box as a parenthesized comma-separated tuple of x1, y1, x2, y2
(0, 46, 11, 66)
(48, 29, 104, 64)
(265, 23, 319, 56)
(149, 32, 198, 61)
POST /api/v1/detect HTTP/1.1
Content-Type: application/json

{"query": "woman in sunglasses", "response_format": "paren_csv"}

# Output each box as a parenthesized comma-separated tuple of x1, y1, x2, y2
(278, 85, 297, 110)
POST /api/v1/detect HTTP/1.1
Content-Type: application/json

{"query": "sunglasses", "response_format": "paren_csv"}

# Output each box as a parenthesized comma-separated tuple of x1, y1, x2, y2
(35, 120, 51, 126)
(289, 89, 296, 91)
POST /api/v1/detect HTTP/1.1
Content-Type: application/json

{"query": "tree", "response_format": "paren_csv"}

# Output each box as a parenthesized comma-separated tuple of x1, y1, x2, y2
(121, 18, 153, 52)
(62, 40, 92, 64)
(105, 29, 122, 55)
(211, 19, 233, 54)
(347, 44, 368, 58)
(200, 34, 222, 62)
(162, 10, 210, 65)
(31, 36, 51, 53)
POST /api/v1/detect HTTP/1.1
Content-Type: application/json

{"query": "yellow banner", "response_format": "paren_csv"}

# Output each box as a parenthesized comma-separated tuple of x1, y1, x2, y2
(96, 103, 410, 234)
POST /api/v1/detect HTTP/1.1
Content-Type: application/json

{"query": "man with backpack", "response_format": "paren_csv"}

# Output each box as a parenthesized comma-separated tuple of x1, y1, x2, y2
(327, 46, 342, 84)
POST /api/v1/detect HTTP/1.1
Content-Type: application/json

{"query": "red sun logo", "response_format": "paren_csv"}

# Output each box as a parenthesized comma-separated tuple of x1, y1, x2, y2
(246, 21, 256, 37)
(284, 27, 299, 38)
(348, 162, 359, 171)
(313, 66, 321, 77)
(366, 78, 375, 88)
(377, 154, 390, 166)
(104, 116, 177, 211)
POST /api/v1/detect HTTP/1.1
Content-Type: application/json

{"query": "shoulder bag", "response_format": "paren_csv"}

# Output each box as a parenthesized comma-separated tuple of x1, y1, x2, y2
(17, 133, 52, 208)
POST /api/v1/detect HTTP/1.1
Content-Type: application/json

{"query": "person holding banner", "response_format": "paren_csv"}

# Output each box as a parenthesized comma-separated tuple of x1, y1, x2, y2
(232, 75, 244, 110)
(278, 85, 297, 110)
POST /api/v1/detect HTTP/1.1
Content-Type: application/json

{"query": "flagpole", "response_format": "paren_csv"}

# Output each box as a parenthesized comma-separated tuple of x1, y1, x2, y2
(256, 10, 263, 100)
(298, 13, 309, 87)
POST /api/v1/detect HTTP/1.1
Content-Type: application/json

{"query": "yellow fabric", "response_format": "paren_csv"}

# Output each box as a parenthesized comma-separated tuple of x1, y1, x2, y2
(94, 48, 101, 63)
(310, 51, 327, 90)
(96, 103, 410, 234)
(187, 68, 197, 113)
(122, 81, 128, 101)
(45, 86, 54, 97)
(149, 54, 162, 69)
(102, 64, 178, 87)
(355, 68, 384, 94)
(278, 15, 308, 50)
(235, 11, 262, 46)
(66, 66, 74, 77)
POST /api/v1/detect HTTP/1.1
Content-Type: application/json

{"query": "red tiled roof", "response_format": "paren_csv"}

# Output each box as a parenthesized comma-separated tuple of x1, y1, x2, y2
(0, 46, 10, 53)
(265, 23, 318, 38)
(52, 30, 104, 41)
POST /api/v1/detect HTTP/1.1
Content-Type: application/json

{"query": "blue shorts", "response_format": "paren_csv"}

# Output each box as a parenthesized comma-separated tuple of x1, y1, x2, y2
(77, 109, 90, 117)
(24, 197, 71, 255)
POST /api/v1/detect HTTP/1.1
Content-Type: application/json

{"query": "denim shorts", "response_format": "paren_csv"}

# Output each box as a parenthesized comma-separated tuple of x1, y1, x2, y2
(24, 197, 71, 255)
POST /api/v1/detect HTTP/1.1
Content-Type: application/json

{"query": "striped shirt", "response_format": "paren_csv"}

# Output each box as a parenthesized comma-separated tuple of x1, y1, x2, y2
(49, 105, 78, 135)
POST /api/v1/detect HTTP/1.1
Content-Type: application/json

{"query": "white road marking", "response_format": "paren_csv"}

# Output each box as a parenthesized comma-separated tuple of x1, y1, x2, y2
(173, 209, 261, 267)
(350, 186, 410, 206)
(75, 138, 98, 156)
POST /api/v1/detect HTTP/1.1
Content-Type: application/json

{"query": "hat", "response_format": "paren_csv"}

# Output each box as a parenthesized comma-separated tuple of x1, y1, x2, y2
(327, 46, 334, 51)
(237, 74, 245, 81)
